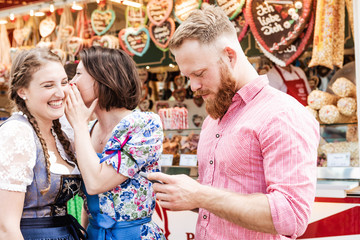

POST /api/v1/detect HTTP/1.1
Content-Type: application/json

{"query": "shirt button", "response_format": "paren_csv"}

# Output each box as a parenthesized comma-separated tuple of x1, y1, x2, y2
(203, 215, 207, 219)
(216, 134, 220, 138)
(209, 160, 213, 164)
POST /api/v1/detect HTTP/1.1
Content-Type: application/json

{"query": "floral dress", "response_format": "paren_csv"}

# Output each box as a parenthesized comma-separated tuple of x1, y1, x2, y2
(83, 110, 166, 240)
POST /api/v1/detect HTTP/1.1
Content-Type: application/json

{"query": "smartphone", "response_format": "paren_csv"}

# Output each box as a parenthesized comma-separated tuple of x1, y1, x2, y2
(139, 171, 163, 184)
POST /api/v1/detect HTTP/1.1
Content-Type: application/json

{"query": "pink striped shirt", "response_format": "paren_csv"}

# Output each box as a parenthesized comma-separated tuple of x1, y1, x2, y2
(196, 75, 320, 240)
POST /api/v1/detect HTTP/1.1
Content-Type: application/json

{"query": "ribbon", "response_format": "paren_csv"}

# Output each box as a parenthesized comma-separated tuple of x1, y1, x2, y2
(100, 135, 131, 173)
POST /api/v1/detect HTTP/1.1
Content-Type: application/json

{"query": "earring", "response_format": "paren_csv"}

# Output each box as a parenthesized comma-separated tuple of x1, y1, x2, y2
(22, 96, 26, 101)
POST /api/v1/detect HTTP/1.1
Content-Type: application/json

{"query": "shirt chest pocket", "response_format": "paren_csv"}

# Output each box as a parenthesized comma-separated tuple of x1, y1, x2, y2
(217, 134, 253, 176)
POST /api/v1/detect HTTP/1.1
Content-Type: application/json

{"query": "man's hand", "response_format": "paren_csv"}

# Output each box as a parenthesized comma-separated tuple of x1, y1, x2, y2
(148, 172, 202, 211)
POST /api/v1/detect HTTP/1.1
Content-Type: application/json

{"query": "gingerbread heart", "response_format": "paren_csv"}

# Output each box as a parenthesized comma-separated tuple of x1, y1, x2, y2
(258, 0, 315, 66)
(174, 74, 186, 88)
(39, 18, 56, 38)
(245, 0, 312, 52)
(173, 88, 187, 102)
(232, 12, 248, 42)
(147, 0, 173, 25)
(126, 6, 148, 28)
(91, 9, 116, 36)
(90, 36, 102, 46)
(58, 25, 74, 41)
(22, 26, 32, 42)
(192, 114, 204, 127)
(156, 102, 169, 113)
(193, 95, 204, 107)
(118, 29, 135, 56)
(124, 27, 151, 57)
(216, 0, 245, 20)
(149, 18, 175, 51)
(173, 0, 201, 23)
(13, 29, 24, 46)
(67, 37, 83, 56)
(138, 68, 149, 83)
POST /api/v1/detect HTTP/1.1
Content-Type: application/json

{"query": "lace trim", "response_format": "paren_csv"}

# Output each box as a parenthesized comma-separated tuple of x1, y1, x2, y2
(0, 183, 27, 192)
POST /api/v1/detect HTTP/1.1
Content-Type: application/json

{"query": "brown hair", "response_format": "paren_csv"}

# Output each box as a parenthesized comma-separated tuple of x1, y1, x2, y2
(79, 46, 142, 111)
(9, 48, 77, 194)
(169, 5, 236, 50)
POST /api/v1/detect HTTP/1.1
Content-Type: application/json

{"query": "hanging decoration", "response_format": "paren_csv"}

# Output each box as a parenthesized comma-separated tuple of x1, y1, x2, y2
(39, 18, 56, 38)
(0, 24, 11, 69)
(149, 18, 175, 51)
(124, 27, 151, 56)
(118, 29, 135, 56)
(173, 0, 202, 23)
(215, 0, 245, 20)
(91, 9, 116, 35)
(308, 0, 345, 69)
(258, 0, 315, 67)
(100, 35, 119, 48)
(245, 0, 312, 52)
(75, 5, 94, 39)
(126, 6, 148, 28)
(13, 18, 25, 47)
(147, 0, 173, 25)
(232, 12, 248, 42)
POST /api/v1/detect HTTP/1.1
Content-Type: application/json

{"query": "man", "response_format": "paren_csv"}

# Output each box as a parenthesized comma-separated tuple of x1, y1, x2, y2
(148, 5, 320, 240)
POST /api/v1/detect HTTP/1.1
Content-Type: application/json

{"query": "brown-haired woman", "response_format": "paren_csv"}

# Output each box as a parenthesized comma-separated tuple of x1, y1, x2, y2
(65, 46, 166, 239)
(0, 48, 86, 239)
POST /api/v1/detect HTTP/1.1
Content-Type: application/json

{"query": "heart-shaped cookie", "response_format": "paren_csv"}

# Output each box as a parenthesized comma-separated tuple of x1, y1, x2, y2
(118, 29, 135, 56)
(245, 0, 312, 52)
(258, 0, 315, 66)
(91, 9, 116, 36)
(156, 102, 169, 113)
(13, 29, 24, 46)
(67, 37, 83, 56)
(232, 12, 248, 42)
(149, 18, 175, 51)
(174, 74, 186, 88)
(22, 26, 32, 42)
(147, 0, 173, 25)
(192, 114, 204, 127)
(39, 18, 56, 38)
(216, 0, 245, 20)
(58, 25, 74, 42)
(193, 95, 204, 107)
(173, 0, 201, 23)
(126, 6, 148, 28)
(138, 68, 149, 83)
(124, 27, 151, 57)
(173, 88, 187, 102)
(90, 36, 102, 46)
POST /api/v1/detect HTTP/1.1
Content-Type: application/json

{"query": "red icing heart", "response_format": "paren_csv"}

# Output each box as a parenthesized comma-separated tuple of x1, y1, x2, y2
(258, 0, 315, 67)
(281, 11, 288, 19)
(274, 5, 282, 13)
(245, 0, 312, 52)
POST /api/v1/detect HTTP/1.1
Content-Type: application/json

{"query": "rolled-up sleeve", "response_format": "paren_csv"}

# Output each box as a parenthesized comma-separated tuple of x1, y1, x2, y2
(260, 108, 320, 238)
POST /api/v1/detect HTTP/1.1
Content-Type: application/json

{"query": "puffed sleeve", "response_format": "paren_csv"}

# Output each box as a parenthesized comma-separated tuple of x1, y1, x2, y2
(0, 120, 36, 192)
(102, 111, 163, 178)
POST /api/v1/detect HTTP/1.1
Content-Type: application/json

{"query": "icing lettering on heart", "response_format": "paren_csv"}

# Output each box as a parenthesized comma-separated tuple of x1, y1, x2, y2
(147, 0, 173, 25)
(149, 18, 175, 51)
(125, 27, 151, 57)
(174, 0, 201, 23)
(39, 18, 56, 38)
(216, 0, 245, 20)
(91, 9, 116, 36)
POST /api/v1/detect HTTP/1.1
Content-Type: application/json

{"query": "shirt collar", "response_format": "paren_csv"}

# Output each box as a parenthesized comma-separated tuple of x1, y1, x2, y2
(232, 75, 269, 104)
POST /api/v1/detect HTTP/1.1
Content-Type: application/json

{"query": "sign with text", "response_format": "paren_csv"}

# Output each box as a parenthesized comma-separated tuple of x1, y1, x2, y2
(179, 154, 198, 166)
(160, 154, 174, 166)
(327, 152, 351, 167)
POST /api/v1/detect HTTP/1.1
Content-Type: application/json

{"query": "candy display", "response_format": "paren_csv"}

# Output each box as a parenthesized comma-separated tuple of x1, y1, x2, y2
(158, 107, 188, 130)
(318, 141, 359, 167)
(305, 106, 319, 121)
(331, 77, 356, 97)
(307, 90, 339, 110)
(319, 105, 340, 124)
(337, 97, 357, 116)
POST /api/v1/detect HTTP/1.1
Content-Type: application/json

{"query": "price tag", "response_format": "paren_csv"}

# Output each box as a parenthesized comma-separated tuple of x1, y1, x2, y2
(160, 154, 173, 166)
(327, 152, 351, 167)
(179, 154, 197, 166)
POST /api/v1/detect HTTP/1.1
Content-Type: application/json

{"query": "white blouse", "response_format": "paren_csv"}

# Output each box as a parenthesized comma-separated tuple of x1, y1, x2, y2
(0, 114, 79, 192)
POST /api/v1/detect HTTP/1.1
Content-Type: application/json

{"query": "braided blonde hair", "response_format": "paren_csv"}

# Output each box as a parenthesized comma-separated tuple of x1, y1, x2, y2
(9, 48, 76, 194)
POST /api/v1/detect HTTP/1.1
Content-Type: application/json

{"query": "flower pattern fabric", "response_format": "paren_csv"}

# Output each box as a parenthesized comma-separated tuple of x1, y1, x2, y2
(84, 111, 165, 239)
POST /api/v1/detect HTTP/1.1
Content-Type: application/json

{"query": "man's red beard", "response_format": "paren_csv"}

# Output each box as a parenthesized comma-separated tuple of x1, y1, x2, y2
(194, 60, 237, 119)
